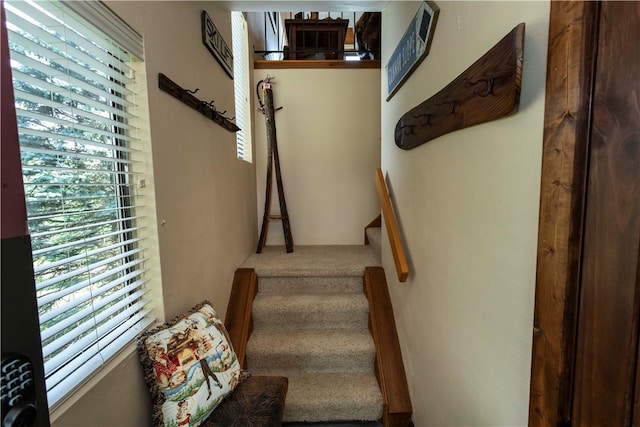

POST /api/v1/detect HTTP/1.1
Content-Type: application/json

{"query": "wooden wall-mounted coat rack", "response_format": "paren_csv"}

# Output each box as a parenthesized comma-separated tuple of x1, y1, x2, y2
(158, 73, 239, 133)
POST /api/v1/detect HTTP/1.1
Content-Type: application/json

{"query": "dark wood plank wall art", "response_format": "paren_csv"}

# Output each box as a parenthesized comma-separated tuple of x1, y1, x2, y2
(157, 73, 239, 132)
(394, 23, 524, 150)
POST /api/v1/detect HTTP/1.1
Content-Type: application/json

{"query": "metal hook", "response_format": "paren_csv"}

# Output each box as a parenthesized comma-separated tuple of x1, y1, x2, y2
(204, 99, 217, 111)
(183, 87, 199, 95)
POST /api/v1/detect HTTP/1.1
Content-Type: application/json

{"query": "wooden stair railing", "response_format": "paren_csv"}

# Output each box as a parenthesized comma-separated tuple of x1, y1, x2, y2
(225, 267, 412, 425)
(364, 266, 412, 427)
(375, 168, 409, 282)
(224, 268, 258, 369)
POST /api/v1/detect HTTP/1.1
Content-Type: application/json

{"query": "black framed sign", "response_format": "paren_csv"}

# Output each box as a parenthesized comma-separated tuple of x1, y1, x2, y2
(386, 1, 439, 101)
(202, 10, 233, 79)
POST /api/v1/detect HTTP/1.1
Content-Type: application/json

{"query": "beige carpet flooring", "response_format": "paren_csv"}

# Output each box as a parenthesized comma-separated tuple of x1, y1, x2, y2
(241, 240, 384, 423)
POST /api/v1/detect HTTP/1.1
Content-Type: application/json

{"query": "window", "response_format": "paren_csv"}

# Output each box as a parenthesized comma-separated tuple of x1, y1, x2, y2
(232, 11, 252, 162)
(5, 0, 153, 407)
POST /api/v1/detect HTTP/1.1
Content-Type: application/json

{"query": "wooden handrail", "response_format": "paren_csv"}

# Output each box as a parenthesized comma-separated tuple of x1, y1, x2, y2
(375, 168, 409, 282)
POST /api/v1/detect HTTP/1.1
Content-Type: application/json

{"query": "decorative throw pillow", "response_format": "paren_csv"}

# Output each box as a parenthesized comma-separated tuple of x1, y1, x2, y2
(137, 301, 242, 427)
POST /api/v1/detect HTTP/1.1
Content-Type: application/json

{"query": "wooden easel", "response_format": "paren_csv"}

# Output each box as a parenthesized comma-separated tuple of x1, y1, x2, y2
(256, 82, 293, 253)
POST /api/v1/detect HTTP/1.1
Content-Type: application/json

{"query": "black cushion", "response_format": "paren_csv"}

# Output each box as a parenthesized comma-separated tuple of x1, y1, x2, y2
(201, 375, 288, 427)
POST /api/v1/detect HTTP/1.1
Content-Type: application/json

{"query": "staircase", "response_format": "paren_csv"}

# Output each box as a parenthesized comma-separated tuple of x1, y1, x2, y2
(240, 244, 383, 423)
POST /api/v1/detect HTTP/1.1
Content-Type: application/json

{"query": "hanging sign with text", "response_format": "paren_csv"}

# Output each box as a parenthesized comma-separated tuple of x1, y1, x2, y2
(202, 10, 234, 79)
(386, 1, 439, 101)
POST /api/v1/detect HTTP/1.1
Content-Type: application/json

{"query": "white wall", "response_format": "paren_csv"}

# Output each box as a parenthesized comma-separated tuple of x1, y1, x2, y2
(381, 2, 549, 426)
(253, 68, 381, 246)
(51, 2, 258, 425)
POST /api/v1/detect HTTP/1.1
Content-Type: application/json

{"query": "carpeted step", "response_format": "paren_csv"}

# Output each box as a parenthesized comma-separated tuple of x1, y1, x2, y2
(253, 293, 370, 330)
(247, 329, 375, 375)
(242, 244, 386, 423)
(242, 245, 381, 277)
(281, 373, 383, 423)
(258, 275, 363, 294)
(365, 227, 382, 255)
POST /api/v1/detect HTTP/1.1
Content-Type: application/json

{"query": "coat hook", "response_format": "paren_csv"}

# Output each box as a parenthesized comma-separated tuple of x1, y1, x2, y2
(158, 73, 240, 133)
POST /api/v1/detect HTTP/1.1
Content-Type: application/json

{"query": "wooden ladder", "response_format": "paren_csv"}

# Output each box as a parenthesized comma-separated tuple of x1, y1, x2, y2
(256, 85, 293, 253)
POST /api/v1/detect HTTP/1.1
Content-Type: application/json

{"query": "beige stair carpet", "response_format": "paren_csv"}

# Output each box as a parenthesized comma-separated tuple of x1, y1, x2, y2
(241, 245, 383, 423)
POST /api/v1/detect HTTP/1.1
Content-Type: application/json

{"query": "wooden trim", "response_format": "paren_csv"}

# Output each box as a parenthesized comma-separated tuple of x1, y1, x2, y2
(375, 168, 409, 282)
(364, 214, 382, 245)
(528, 2, 600, 426)
(364, 267, 412, 427)
(254, 59, 381, 69)
(224, 268, 258, 369)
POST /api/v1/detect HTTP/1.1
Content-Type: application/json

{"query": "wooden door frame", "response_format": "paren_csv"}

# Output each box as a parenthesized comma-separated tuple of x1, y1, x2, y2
(528, 2, 600, 426)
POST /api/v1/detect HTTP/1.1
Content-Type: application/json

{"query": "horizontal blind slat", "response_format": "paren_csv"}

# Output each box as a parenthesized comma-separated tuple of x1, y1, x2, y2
(16, 108, 136, 143)
(5, 1, 134, 76)
(42, 288, 148, 358)
(34, 236, 143, 274)
(21, 146, 138, 167)
(7, 38, 134, 103)
(38, 268, 147, 324)
(60, 0, 143, 61)
(11, 70, 136, 120)
(28, 208, 142, 232)
(35, 246, 143, 291)
(40, 280, 148, 340)
(31, 217, 142, 240)
(45, 312, 152, 396)
(21, 163, 141, 178)
(14, 88, 136, 131)
(5, 22, 134, 93)
(36, 258, 145, 307)
(17, 126, 138, 153)
(44, 302, 150, 378)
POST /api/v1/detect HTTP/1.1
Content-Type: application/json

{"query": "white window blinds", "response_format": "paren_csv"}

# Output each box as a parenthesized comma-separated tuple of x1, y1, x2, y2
(232, 11, 252, 162)
(5, 0, 153, 407)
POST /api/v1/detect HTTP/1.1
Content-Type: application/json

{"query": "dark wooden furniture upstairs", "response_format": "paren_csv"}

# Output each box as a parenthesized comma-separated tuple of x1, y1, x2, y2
(285, 18, 349, 60)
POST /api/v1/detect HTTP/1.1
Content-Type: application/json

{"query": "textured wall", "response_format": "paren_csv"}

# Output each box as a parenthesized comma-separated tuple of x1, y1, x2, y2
(380, 2, 550, 425)
(253, 68, 381, 246)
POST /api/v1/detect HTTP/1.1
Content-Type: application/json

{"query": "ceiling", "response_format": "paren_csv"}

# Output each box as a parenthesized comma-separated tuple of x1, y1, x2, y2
(215, 1, 390, 12)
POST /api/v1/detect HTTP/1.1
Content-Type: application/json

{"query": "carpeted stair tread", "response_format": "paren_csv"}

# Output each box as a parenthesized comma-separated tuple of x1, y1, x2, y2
(281, 373, 383, 422)
(243, 244, 386, 422)
(253, 293, 370, 330)
(247, 329, 375, 375)
(241, 245, 381, 277)
(258, 275, 363, 294)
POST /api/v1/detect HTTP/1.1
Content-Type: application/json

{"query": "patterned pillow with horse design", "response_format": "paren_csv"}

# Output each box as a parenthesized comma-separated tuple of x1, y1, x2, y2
(137, 301, 241, 427)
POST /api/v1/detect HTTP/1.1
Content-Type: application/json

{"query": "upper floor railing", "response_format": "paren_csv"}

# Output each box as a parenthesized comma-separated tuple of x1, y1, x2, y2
(247, 11, 380, 67)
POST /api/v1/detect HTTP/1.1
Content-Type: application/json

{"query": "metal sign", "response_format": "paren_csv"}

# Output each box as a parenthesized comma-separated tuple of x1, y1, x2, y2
(386, 1, 439, 101)
(202, 10, 233, 79)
